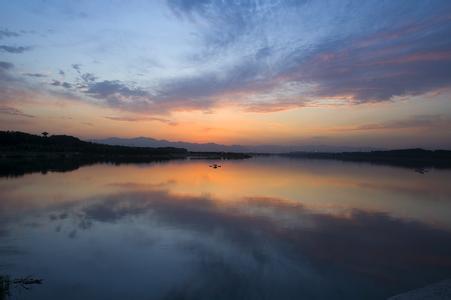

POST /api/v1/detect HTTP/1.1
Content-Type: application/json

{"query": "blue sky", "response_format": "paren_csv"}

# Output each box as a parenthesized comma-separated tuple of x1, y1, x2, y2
(1, 0, 451, 147)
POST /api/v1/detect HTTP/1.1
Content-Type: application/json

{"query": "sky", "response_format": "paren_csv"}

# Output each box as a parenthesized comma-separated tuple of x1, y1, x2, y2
(1, 0, 451, 149)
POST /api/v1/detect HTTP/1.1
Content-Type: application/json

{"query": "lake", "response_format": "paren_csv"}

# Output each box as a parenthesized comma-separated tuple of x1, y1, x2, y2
(1, 156, 451, 299)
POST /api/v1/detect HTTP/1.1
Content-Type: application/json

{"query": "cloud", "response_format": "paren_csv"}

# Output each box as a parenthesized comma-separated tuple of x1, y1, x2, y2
(50, 80, 72, 88)
(168, 0, 264, 48)
(85, 80, 147, 98)
(0, 61, 16, 83)
(80, 72, 96, 83)
(78, 80, 156, 112)
(286, 18, 451, 102)
(153, 56, 284, 111)
(3, 1, 451, 117)
(342, 115, 451, 131)
(47, 70, 159, 113)
(23, 73, 47, 78)
(0, 29, 20, 39)
(72, 64, 82, 73)
(105, 115, 178, 126)
(0, 45, 32, 53)
(243, 99, 306, 113)
(0, 61, 14, 70)
(164, 1, 451, 108)
(62, 82, 72, 88)
(0, 106, 34, 118)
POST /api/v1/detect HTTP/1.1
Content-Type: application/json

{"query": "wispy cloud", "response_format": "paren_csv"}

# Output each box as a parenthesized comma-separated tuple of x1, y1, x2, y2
(105, 115, 178, 126)
(3, 1, 451, 118)
(80, 72, 96, 83)
(286, 16, 451, 103)
(341, 115, 451, 131)
(159, 1, 451, 111)
(243, 99, 306, 113)
(0, 106, 34, 118)
(85, 80, 148, 98)
(0, 61, 16, 84)
(0, 45, 32, 53)
(51, 80, 72, 88)
(0, 29, 20, 40)
(0, 61, 14, 70)
(72, 64, 82, 74)
(24, 73, 47, 78)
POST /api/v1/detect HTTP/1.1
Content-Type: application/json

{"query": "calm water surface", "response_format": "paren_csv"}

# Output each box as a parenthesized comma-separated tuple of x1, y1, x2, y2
(1, 157, 451, 299)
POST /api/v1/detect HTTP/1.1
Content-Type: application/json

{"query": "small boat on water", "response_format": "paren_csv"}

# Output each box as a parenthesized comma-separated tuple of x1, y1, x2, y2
(209, 164, 222, 169)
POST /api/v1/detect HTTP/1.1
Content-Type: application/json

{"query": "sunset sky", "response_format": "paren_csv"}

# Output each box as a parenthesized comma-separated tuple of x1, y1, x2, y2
(1, 0, 451, 148)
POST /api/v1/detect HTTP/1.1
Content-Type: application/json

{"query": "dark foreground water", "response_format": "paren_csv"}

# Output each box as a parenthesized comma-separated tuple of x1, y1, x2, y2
(1, 157, 451, 299)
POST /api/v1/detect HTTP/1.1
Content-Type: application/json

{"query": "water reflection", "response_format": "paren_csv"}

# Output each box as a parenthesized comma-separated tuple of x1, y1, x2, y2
(0, 157, 451, 299)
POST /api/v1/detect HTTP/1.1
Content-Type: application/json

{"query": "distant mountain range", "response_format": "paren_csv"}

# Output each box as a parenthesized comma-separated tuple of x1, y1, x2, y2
(93, 137, 381, 153)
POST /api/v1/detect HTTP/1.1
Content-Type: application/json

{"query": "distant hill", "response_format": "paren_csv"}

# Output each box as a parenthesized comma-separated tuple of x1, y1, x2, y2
(0, 131, 253, 177)
(1, 131, 450, 176)
(93, 137, 380, 153)
(0, 131, 187, 156)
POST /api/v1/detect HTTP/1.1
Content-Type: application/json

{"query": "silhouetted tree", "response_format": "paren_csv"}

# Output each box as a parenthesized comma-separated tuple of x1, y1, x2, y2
(42, 132, 49, 138)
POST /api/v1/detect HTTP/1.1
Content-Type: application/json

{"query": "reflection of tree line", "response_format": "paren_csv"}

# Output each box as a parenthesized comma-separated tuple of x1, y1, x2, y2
(0, 276, 42, 299)
(282, 148, 451, 171)
(0, 155, 180, 178)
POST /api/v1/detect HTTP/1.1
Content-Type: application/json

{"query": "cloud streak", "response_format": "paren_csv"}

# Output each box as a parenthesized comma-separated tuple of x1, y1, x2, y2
(0, 45, 32, 53)
(105, 115, 178, 126)
(2, 1, 451, 122)
(165, 1, 451, 105)
(342, 115, 451, 131)
(0, 106, 34, 118)
(0, 61, 14, 70)
(0, 29, 20, 40)
(24, 73, 47, 78)
(286, 17, 451, 102)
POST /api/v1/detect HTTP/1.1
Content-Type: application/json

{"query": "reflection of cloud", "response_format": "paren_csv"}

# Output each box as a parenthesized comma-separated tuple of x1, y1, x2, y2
(2, 183, 451, 298)
(72, 190, 451, 280)
(40, 189, 447, 298)
(107, 180, 176, 189)
(0, 246, 24, 256)
(68, 229, 77, 239)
